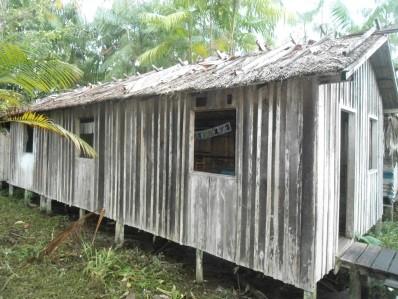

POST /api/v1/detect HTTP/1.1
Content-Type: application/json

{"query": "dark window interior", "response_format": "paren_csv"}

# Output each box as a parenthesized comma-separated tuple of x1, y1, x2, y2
(369, 119, 377, 169)
(194, 110, 236, 175)
(339, 112, 349, 236)
(196, 96, 207, 107)
(227, 94, 233, 105)
(25, 126, 33, 153)
(80, 117, 94, 158)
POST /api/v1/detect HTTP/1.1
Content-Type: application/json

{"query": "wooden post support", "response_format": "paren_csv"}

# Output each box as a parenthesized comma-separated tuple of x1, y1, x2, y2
(46, 198, 52, 215)
(40, 195, 47, 212)
(79, 209, 86, 219)
(196, 249, 204, 283)
(115, 222, 124, 246)
(24, 190, 31, 206)
(303, 289, 317, 299)
(349, 266, 362, 299)
(8, 184, 13, 197)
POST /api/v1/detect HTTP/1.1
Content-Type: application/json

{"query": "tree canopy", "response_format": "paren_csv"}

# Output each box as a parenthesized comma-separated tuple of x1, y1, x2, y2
(1, 0, 397, 84)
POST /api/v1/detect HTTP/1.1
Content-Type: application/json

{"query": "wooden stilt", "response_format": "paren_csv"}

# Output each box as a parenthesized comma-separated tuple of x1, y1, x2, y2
(115, 222, 124, 246)
(24, 190, 31, 206)
(79, 208, 86, 219)
(40, 195, 47, 212)
(8, 184, 13, 197)
(349, 266, 361, 299)
(46, 198, 52, 215)
(196, 249, 204, 283)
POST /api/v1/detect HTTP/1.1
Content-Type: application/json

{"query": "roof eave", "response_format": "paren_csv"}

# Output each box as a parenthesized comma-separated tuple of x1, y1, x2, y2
(341, 35, 398, 109)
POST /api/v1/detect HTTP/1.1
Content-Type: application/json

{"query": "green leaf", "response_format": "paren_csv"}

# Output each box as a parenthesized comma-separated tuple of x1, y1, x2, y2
(358, 235, 383, 246)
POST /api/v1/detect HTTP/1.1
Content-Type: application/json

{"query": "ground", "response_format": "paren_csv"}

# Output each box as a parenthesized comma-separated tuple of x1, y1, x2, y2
(0, 190, 237, 299)
(3, 188, 398, 299)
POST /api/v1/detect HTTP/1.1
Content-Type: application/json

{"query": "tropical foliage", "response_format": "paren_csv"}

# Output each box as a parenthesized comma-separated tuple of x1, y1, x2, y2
(0, 42, 96, 158)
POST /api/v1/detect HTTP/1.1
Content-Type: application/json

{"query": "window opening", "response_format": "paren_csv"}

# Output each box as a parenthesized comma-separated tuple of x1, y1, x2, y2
(196, 96, 207, 107)
(194, 110, 236, 175)
(80, 117, 94, 158)
(369, 118, 377, 170)
(24, 126, 34, 153)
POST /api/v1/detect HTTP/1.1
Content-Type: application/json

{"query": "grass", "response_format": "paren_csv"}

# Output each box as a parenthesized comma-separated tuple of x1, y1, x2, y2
(368, 221, 398, 251)
(0, 190, 235, 299)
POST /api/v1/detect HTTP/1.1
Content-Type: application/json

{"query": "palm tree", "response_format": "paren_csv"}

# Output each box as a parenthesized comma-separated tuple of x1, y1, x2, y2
(0, 43, 96, 158)
(137, 0, 284, 66)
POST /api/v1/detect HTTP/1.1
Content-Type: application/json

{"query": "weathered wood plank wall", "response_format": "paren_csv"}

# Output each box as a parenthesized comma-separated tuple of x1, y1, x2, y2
(9, 71, 385, 291)
(8, 124, 35, 190)
(315, 60, 383, 282)
(7, 78, 317, 289)
(0, 132, 10, 181)
(7, 78, 319, 290)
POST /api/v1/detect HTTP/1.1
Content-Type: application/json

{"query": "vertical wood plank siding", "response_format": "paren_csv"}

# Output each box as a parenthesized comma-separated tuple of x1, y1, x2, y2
(8, 124, 35, 190)
(315, 60, 383, 282)
(0, 133, 10, 181)
(5, 76, 354, 291)
(5, 80, 318, 290)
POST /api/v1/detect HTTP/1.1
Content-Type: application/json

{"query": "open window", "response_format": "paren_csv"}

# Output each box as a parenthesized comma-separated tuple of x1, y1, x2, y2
(79, 117, 94, 158)
(24, 126, 34, 153)
(369, 118, 377, 170)
(194, 110, 236, 175)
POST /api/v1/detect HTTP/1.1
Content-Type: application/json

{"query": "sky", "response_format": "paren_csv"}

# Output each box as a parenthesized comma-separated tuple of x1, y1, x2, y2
(68, 0, 377, 23)
(64, 0, 378, 44)
(275, 0, 376, 44)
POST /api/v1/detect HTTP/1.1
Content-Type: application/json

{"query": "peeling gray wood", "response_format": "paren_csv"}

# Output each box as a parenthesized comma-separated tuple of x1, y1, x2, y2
(2, 66, 384, 292)
(315, 60, 384, 283)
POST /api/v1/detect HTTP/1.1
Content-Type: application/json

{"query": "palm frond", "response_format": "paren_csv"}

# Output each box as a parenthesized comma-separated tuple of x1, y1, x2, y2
(140, 11, 189, 31)
(332, 1, 354, 33)
(136, 42, 172, 65)
(0, 43, 29, 72)
(0, 89, 22, 108)
(2, 112, 96, 158)
(0, 43, 83, 97)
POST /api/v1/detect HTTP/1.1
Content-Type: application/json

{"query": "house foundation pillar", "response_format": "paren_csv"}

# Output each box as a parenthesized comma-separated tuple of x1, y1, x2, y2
(196, 249, 204, 283)
(24, 190, 32, 206)
(115, 222, 124, 246)
(46, 198, 52, 215)
(349, 266, 361, 299)
(79, 208, 86, 220)
(39, 195, 47, 212)
(8, 184, 13, 197)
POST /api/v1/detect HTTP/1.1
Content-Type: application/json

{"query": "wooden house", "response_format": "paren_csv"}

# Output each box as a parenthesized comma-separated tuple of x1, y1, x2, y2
(1, 30, 398, 296)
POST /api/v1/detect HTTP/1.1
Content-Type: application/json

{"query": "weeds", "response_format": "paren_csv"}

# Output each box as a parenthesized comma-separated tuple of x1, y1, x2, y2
(0, 194, 235, 299)
(82, 242, 121, 284)
(369, 221, 398, 251)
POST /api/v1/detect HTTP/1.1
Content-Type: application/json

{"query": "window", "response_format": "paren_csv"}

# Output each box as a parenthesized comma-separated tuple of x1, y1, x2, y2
(24, 126, 34, 153)
(194, 110, 236, 175)
(79, 118, 94, 158)
(369, 118, 377, 170)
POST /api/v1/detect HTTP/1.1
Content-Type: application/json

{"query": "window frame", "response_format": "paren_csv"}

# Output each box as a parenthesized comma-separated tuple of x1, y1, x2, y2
(369, 115, 378, 171)
(78, 117, 95, 159)
(24, 126, 34, 154)
(192, 108, 237, 177)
